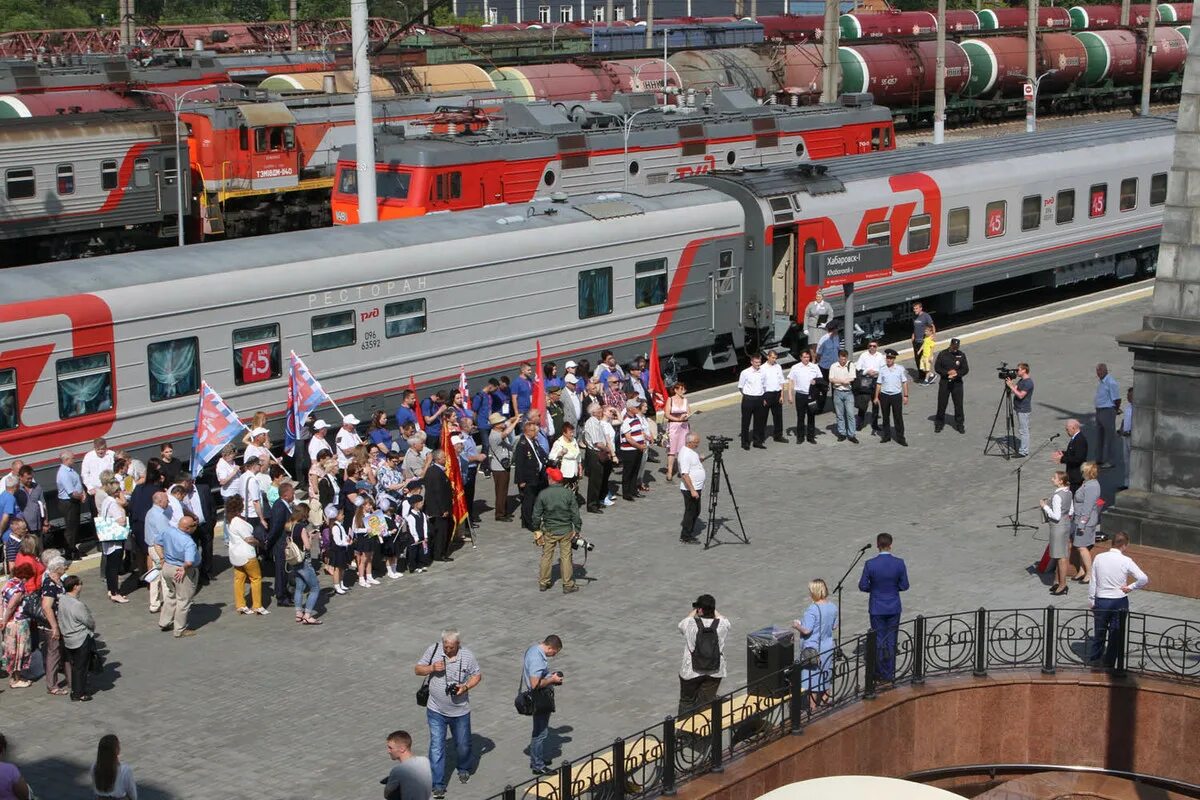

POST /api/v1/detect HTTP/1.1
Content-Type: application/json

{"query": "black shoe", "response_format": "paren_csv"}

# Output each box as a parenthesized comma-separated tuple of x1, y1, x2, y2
(1051, 586, 1069, 596)
(741, 443, 750, 451)
(934, 425, 944, 433)
(159, 624, 174, 632)
(806, 436, 817, 444)
(277, 599, 294, 607)
(433, 789, 447, 799)
(897, 438, 909, 447)
(70, 694, 93, 702)
(773, 436, 787, 443)
(586, 506, 604, 514)
(753, 442, 767, 449)
(956, 424, 966, 434)
(680, 536, 701, 545)
(440, 556, 455, 562)
(847, 436, 859, 444)
(532, 767, 554, 777)
(836, 434, 846, 442)
(879, 435, 891, 444)
(623, 495, 637, 502)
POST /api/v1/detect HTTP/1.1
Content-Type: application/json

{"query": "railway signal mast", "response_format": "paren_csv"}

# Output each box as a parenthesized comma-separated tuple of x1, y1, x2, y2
(934, 0, 946, 144)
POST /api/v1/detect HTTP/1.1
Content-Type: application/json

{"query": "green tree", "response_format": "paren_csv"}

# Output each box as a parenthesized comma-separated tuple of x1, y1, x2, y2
(225, 0, 270, 21)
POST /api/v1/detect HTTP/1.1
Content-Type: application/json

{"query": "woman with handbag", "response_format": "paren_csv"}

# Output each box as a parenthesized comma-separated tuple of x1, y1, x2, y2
(287, 509, 322, 624)
(1, 562, 36, 688)
(222, 497, 267, 616)
(97, 479, 131, 604)
(792, 578, 838, 711)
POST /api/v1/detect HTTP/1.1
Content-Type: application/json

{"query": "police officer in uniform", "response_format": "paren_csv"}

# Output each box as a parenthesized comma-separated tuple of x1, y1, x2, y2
(874, 349, 909, 447)
(933, 337, 970, 434)
(737, 354, 768, 450)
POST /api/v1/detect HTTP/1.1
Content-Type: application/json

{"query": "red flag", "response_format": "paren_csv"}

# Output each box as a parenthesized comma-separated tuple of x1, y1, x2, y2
(459, 367, 471, 412)
(647, 338, 667, 414)
(409, 376, 424, 431)
(531, 340, 549, 430)
(441, 423, 470, 539)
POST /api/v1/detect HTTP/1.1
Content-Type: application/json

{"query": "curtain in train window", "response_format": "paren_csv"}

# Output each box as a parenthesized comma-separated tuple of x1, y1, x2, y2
(147, 337, 200, 402)
(578, 267, 613, 319)
(635, 258, 668, 308)
(0, 369, 16, 431)
(56, 353, 112, 420)
(385, 299, 427, 337)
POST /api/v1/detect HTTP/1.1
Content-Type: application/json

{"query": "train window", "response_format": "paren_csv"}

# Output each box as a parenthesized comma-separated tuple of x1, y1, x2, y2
(0, 369, 16, 431)
(906, 214, 932, 253)
(337, 168, 356, 195)
(384, 299, 427, 338)
(254, 128, 268, 153)
(1089, 183, 1107, 218)
(1056, 190, 1075, 225)
(947, 208, 970, 246)
(164, 156, 177, 186)
(866, 221, 890, 248)
(147, 338, 200, 402)
(133, 158, 151, 188)
(311, 310, 357, 352)
(434, 172, 462, 201)
(578, 267, 613, 319)
(55, 353, 112, 420)
(1150, 173, 1168, 206)
(628, 161, 640, 176)
(985, 201, 1006, 239)
(4, 168, 34, 200)
(56, 165, 75, 195)
(1021, 195, 1041, 231)
(101, 160, 119, 191)
(1120, 178, 1138, 212)
(377, 170, 411, 200)
(717, 250, 736, 295)
(635, 258, 668, 308)
(543, 170, 556, 187)
(232, 324, 282, 386)
(239, 126, 250, 151)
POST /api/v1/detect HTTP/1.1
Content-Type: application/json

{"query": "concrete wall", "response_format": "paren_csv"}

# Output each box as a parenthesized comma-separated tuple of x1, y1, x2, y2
(678, 671, 1200, 800)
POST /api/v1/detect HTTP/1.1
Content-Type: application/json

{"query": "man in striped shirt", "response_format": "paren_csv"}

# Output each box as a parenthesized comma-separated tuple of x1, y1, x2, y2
(618, 399, 647, 502)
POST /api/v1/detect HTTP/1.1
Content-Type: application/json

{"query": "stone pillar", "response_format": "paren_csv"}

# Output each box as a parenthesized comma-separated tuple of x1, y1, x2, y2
(1104, 25, 1200, 556)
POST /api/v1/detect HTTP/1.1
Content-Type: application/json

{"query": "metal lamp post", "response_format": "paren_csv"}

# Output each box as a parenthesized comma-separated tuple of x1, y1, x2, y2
(1017, 70, 1057, 133)
(130, 85, 215, 246)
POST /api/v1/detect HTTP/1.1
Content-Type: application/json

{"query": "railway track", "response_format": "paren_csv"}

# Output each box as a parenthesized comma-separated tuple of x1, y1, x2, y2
(894, 102, 1179, 146)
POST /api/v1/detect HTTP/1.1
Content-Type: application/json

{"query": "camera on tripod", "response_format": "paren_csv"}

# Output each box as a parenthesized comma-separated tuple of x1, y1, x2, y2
(707, 435, 733, 454)
(996, 362, 1019, 381)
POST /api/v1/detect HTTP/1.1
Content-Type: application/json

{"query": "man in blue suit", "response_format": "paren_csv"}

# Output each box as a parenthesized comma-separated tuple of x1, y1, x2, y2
(858, 532, 909, 681)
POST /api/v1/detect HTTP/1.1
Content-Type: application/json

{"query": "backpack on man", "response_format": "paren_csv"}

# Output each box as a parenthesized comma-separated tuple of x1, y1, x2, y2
(691, 617, 721, 673)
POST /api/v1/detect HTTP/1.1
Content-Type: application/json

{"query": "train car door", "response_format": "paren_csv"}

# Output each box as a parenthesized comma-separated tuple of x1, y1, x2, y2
(771, 228, 796, 319)
(710, 247, 742, 344)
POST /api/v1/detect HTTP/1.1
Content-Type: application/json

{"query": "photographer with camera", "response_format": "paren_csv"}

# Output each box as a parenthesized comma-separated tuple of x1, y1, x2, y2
(933, 337, 970, 434)
(533, 468, 583, 594)
(678, 594, 730, 716)
(414, 630, 483, 798)
(522, 635, 564, 776)
(1004, 363, 1034, 457)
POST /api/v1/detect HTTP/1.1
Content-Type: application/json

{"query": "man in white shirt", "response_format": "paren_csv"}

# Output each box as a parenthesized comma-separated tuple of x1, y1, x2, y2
(336, 415, 363, 472)
(677, 433, 705, 544)
(737, 354, 768, 451)
(762, 350, 786, 443)
(1087, 532, 1149, 669)
(786, 350, 823, 444)
(678, 594, 731, 716)
(308, 419, 333, 463)
(855, 340, 886, 435)
(239, 457, 267, 540)
(828, 350, 858, 444)
(80, 437, 114, 497)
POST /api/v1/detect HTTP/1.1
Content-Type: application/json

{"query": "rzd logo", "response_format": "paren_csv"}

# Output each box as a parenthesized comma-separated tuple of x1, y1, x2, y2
(0, 295, 116, 456)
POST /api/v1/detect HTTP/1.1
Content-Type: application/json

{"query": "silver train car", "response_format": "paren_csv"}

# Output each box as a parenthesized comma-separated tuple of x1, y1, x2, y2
(0, 115, 1173, 481)
(0, 110, 188, 264)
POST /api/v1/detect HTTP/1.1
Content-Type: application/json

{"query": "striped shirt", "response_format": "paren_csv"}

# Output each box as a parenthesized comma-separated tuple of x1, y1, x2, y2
(619, 414, 646, 451)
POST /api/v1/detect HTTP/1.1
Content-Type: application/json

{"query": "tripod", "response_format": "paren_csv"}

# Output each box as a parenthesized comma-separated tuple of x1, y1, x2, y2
(996, 433, 1060, 536)
(832, 542, 872, 656)
(983, 384, 1017, 459)
(704, 444, 749, 550)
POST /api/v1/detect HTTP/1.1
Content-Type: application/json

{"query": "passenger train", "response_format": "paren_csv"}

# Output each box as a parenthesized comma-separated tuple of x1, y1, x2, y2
(0, 116, 1173, 486)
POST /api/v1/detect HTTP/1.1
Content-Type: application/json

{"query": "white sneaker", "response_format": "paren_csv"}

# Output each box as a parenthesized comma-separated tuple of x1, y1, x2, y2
(602, 497, 615, 507)
(388, 571, 402, 580)
(334, 584, 346, 595)
(358, 578, 370, 588)
(367, 576, 381, 585)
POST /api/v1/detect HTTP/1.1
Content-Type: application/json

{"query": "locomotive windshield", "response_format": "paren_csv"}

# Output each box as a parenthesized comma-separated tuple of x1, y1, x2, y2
(335, 167, 410, 201)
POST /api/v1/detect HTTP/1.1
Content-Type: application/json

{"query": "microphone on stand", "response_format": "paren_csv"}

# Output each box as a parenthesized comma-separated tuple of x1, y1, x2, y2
(1048, 433, 1061, 441)
(859, 542, 872, 552)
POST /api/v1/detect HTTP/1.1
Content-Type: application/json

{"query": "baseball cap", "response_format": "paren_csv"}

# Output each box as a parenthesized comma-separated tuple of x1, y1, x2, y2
(313, 420, 330, 431)
(342, 414, 360, 426)
(249, 426, 269, 438)
(564, 374, 578, 386)
(565, 360, 578, 369)
(546, 467, 564, 482)
(324, 504, 340, 520)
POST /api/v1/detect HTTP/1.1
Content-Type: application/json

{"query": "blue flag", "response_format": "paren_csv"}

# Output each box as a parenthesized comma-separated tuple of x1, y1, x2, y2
(284, 351, 331, 457)
(191, 382, 245, 478)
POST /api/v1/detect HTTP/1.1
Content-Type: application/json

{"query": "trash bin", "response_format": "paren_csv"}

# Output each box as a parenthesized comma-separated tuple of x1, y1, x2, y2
(747, 625, 794, 697)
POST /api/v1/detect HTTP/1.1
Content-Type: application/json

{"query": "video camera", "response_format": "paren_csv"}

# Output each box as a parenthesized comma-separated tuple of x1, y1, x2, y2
(707, 435, 733, 454)
(996, 362, 1019, 381)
